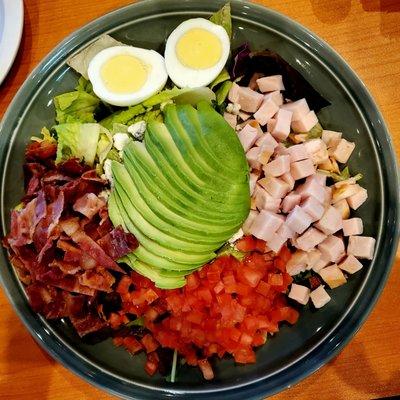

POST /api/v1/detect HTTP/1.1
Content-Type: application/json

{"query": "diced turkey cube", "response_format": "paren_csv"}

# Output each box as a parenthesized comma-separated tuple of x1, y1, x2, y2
(271, 108, 293, 140)
(304, 138, 329, 165)
(249, 172, 259, 196)
(332, 139, 355, 163)
(281, 99, 310, 121)
(318, 264, 347, 289)
(291, 159, 316, 180)
(306, 173, 327, 186)
(301, 196, 325, 222)
(254, 185, 281, 212)
(288, 283, 310, 305)
(322, 130, 342, 147)
(238, 123, 259, 152)
(267, 118, 277, 133)
(310, 285, 331, 308)
(224, 112, 237, 129)
(281, 172, 295, 191)
(332, 184, 361, 204)
(285, 205, 313, 234)
(256, 132, 278, 149)
(324, 186, 333, 206)
(297, 179, 326, 204)
(258, 177, 290, 198)
(263, 155, 291, 177)
(258, 147, 274, 165)
(267, 232, 287, 253)
(281, 193, 301, 214)
(318, 235, 345, 263)
(286, 144, 309, 162)
(248, 72, 265, 90)
(347, 236, 376, 260)
(342, 218, 363, 236)
(306, 249, 327, 272)
(237, 86, 264, 113)
(238, 111, 251, 121)
(291, 110, 319, 133)
(312, 257, 330, 273)
(315, 206, 343, 235)
(256, 75, 285, 92)
(242, 210, 258, 235)
(249, 210, 284, 241)
(347, 187, 368, 210)
(333, 199, 351, 219)
(296, 227, 327, 252)
(338, 254, 363, 274)
(246, 147, 262, 170)
(286, 250, 309, 275)
(276, 223, 295, 240)
(254, 98, 279, 126)
(228, 82, 240, 103)
(264, 90, 283, 106)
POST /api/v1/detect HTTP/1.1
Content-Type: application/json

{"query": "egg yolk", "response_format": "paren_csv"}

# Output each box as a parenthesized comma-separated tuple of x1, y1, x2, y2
(100, 54, 149, 94)
(176, 28, 222, 69)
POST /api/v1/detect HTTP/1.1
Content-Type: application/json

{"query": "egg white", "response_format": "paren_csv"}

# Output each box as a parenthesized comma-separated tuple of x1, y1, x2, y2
(165, 18, 230, 88)
(88, 46, 168, 107)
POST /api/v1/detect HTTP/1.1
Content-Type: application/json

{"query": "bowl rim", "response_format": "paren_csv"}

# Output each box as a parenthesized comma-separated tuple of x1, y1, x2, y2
(0, 0, 399, 399)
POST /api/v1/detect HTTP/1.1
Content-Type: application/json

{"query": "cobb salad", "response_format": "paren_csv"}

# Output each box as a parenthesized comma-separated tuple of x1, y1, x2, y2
(2, 3, 376, 381)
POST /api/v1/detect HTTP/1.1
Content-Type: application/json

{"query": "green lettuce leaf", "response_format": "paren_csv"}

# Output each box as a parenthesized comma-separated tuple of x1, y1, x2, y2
(217, 243, 245, 260)
(75, 76, 95, 95)
(209, 68, 230, 89)
(215, 80, 233, 105)
(318, 166, 363, 183)
(210, 3, 232, 39)
(96, 127, 113, 164)
(31, 127, 57, 144)
(54, 123, 102, 166)
(304, 122, 323, 139)
(99, 104, 146, 130)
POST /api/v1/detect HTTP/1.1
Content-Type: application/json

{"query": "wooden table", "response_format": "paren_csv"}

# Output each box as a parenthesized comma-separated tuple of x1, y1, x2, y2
(0, 1, 399, 399)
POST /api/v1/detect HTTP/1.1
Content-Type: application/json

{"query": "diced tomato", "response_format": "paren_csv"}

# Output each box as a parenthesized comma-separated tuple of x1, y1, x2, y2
(144, 352, 159, 376)
(187, 273, 200, 290)
(234, 348, 256, 364)
(252, 333, 267, 347)
(255, 239, 267, 253)
(268, 273, 284, 286)
(280, 306, 300, 325)
(256, 280, 271, 297)
(109, 312, 123, 329)
(278, 246, 292, 263)
(123, 336, 142, 354)
(198, 359, 214, 380)
(143, 288, 159, 304)
(236, 235, 258, 252)
(187, 310, 203, 325)
(144, 307, 159, 322)
(116, 276, 132, 295)
(213, 281, 224, 294)
(240, 267, 264, 287)
(141, 334, 159, 353)
(240, 332, 253, 346)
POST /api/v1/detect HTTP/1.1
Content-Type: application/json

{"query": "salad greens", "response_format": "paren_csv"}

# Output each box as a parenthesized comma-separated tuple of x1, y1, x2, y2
(210, 2, 232, 39)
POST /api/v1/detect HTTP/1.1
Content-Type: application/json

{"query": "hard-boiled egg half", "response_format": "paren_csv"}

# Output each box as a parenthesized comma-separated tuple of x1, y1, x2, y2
(165, 18, 230, 88)
(88, 46, 168, 106)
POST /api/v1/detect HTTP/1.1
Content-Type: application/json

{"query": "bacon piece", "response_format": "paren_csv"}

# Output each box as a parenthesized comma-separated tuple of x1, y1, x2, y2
(78, 268, 115, 292)
(73, 193, 106, 219)
(70, 314, 109, 337)
(25, 140, 57, 162)
(97, 226, 139, 260)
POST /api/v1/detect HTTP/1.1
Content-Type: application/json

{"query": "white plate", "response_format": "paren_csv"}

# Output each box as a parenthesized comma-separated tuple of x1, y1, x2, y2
(0, 0, 24, 85)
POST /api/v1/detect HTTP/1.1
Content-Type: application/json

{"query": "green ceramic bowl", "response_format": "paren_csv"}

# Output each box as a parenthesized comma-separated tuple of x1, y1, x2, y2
(0, 1, 399, 399)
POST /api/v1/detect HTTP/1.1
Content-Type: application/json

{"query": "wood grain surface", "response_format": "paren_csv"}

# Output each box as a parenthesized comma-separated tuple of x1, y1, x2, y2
(0, 1, 399, 399)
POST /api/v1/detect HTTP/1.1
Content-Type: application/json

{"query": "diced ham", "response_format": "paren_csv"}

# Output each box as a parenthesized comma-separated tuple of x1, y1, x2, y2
(276, 223, 295, 240)
(270, 109, 292, 141)
(263, 155, 290, 177)
(332, 139, 355, 163)
(280, 99, 310, 121)
(296, 179, 326, 204)
(258, 146, 274, 165)
(333, 198, 351, 219)
(267, 118, 277, 133)
(281, 193, 301, 214)
(237, 86, 264, 113)
(322, 130, 342, 147)
(263, 91, 283, 106)
(238, 123, 259, 151)
(288, 283, 310, 305)
(314, 206, 343, 235)
(324, 186, 333, 206)
(347, 236, 376, 260)
(342, 218, 363, 236)
(310, 285, 331, 308)
(347, 187, 368, 210)
(258, 176, 290, 198)
(246, 147, 262, 170)
(318, 264, 347, 289)
(332, 184, 361, 204)
(238, 111, 251, 121)
(248, 72, 264, 90)
(256, 75, 285, 92)
(306, 173, 327, 187)
(254, 185, 281, 212)
(290, 159, 315, 180)
(291, 110, 319, 133)
(318, 235, 345, 263)
(338, 254, 363, 274)
(281, 172, 295, 191)
(254, 98, 279, 126)
(242, 210, 258, 235)
(306, 249, 329, 272)
(286, 144, 309, 162)
(296, 227, 327, 252)
(285, 205, 312, 234)
(303, 139, 329, 165)
(255, 132, 278, 149)
(300, 196, 325, 222)
(228, 82, 240, 103)
(223, 112, 237, 129)
(266, 232, 287, 253)
(248, 210, 284, 241)
(249, 172, 259, 196)
(286, 250, 308, 276)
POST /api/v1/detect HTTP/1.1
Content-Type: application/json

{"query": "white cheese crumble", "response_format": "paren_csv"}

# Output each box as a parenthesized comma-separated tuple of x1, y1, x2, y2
(128, 121, 147, 141)
(113, 133, 130, 151)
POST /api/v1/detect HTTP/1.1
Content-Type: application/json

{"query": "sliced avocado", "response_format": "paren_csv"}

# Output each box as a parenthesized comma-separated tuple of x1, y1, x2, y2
(112, 190, 215, 264)
(113, 176, 218, 254)
(112, 161, 227, 244)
